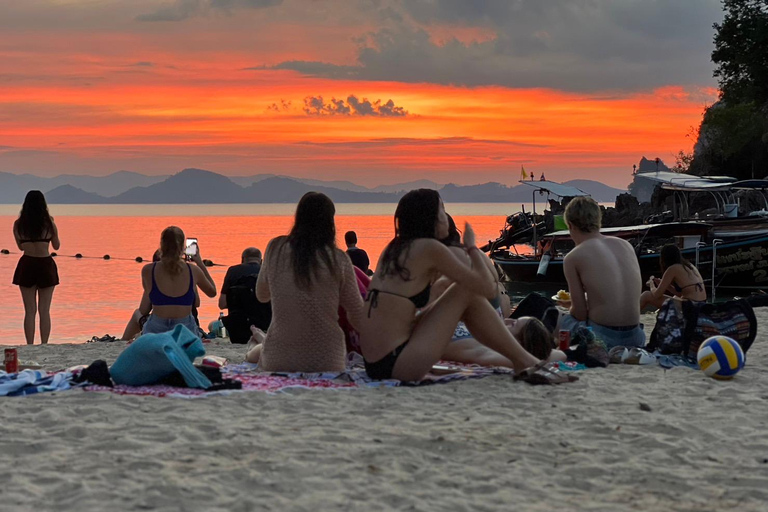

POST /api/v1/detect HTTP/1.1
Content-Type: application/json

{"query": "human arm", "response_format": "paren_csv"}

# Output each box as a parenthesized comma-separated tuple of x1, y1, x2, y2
(648, 267, 677, 300)
(190, 246, 216, 298)
(12, 221, 22, 251)
(139, 265, 153, 316)
(256, 238, 277, 303)
(50, 220, 60, 251)
(218, 268, 232, 309)
(563, 254, 588, 321)
(339, 254, 366, 330)
(425, 224, 496, 300)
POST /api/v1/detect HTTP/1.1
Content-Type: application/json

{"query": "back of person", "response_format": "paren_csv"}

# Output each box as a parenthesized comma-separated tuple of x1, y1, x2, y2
(346, 247, 369, 273)
(568, 236, 641, 327)
(670, 263, 706, 301)
(260, 238, 361, 372)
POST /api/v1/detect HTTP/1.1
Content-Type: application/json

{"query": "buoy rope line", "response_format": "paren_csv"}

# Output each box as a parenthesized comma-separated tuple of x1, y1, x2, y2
(0, 249, 224, 267)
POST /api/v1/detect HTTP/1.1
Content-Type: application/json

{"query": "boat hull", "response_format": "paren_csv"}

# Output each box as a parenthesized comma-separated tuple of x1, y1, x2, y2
(493, 234, 768, 293)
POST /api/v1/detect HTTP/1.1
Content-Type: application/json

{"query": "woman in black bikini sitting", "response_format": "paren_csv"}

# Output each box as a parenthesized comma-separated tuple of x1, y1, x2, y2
(12, 190, 61, 345)
(640, 243, 706, 311)
(358, 189, 556, 382)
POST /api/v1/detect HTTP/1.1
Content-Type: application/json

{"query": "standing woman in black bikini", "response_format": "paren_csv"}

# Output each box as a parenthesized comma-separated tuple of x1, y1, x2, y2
(358, 189, 542, 381)
(12, 190, 61, 345)
(640, 243, 707, 310)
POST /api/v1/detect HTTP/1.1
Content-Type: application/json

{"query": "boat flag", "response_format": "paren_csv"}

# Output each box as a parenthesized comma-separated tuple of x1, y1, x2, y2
(521, 165, 528, 180)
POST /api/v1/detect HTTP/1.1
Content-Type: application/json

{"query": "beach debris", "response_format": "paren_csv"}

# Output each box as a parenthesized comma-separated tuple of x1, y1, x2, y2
(639, 402, 652, 412)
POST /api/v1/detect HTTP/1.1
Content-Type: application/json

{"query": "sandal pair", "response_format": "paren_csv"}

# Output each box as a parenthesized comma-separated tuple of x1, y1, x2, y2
(608, 346, 655, 365)
(514, 361, 579, 385)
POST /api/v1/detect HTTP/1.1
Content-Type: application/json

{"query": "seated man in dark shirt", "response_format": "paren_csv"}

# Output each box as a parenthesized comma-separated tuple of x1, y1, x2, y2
(220, 247, 272, 343)
(344, 230, 371, 275)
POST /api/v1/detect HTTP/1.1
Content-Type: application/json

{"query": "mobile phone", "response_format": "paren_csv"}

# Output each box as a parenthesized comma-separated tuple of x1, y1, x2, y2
(185, 238, 198, 259)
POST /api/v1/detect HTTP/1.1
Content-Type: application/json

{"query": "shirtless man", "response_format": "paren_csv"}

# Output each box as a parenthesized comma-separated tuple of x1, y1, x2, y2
(559, 196, 646, 348)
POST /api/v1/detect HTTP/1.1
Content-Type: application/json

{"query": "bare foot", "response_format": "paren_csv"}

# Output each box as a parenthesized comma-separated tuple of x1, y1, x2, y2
(249, 325, 266, 344)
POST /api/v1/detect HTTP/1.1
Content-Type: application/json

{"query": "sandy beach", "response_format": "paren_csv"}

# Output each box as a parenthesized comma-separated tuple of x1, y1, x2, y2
(1, 309, 767, 512)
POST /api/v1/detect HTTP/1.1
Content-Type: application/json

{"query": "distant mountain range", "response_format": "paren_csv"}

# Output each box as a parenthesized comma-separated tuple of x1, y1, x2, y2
(0, 168, 625, 204)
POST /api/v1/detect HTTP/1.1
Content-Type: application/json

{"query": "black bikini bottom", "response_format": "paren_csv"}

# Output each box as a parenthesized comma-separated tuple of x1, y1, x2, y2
(364, 339, 410, 380)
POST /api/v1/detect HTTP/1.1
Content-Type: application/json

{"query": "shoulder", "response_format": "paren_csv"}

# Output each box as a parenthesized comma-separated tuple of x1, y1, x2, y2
(141, 263, 153, 276)
(266, 236, 287, 253)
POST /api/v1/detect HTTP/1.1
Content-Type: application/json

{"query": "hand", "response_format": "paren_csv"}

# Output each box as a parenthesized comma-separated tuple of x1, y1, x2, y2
(191, 243, 203, 264)
(462, 222, 476, 248)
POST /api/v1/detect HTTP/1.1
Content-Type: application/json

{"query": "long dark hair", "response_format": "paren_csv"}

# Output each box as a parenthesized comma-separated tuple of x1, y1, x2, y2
(380, 189, 441, 280)
(16, 190, 53, 241)
(282, 192, 338, 289)
(660, 243, 695, 273)
(441, 214, 462, 247)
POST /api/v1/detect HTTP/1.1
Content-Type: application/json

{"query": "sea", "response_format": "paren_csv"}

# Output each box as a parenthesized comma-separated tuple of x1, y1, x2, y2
(0, 202, 610, 344)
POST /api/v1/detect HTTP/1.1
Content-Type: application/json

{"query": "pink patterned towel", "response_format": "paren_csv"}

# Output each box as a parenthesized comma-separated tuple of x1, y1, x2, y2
(81, 358, 583, 398)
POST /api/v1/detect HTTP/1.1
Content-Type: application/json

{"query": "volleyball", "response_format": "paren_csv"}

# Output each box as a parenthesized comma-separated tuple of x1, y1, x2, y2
(697, 336, 745, 380)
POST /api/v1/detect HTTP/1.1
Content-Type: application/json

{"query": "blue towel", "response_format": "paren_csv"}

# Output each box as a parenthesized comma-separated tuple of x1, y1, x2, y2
(111, 324, 212, 388)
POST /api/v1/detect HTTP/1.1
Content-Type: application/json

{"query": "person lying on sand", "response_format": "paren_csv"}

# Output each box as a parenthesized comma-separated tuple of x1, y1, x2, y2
(430, 213, 565, 367)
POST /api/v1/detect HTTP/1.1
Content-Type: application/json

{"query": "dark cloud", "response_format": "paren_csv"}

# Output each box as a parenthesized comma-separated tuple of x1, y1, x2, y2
(266, 99, 292, 112)
(302, 95, 408, 116)
(268, 0, 723, 92)
(295, 137, 549, 148)
(136, 0, 282, 22)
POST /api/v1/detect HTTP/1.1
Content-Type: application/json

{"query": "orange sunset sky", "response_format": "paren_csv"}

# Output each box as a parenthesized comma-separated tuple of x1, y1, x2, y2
(0, 0, 725, 188)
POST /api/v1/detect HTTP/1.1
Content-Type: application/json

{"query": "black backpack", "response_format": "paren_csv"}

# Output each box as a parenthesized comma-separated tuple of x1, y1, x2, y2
(223, 273, 272, 343)
(227, 274, 259, 312)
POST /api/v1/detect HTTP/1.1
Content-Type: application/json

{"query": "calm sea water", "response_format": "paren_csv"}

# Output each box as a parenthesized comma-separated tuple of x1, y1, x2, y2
(0, 203, 539, 344)
(0, 202, 614, 344)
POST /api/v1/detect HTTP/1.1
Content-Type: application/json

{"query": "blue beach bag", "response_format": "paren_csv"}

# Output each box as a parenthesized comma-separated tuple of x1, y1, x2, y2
(111, 324, 212, 388)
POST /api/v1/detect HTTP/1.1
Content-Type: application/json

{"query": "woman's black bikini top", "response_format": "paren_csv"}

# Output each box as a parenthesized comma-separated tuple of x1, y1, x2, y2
(366, 284, 432, 317)
(673, 281, 704, 293)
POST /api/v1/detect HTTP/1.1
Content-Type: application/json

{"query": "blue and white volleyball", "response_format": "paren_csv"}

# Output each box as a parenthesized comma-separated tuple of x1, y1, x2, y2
(697, 336, 745, 380)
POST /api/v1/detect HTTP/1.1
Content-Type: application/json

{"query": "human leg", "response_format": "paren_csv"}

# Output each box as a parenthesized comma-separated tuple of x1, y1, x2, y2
(640, 291, 667, 311)
(245, 326, 265, 363)
(393, 284, 538, 381)
(37, 286, 55, 344)
(121, 309, 144, 341)
(19, 286, 37, 345)
(442, 338, 515, 368)
(245, 343, 262, 363)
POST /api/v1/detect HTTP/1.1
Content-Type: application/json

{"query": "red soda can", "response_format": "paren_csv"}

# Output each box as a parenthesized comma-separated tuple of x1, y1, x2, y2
(4, 348, 19, 373)
(558, 330, 571, 351)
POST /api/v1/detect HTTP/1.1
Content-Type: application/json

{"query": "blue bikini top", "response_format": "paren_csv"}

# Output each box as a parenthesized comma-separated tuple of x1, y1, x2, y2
(149, 263, 196, 307)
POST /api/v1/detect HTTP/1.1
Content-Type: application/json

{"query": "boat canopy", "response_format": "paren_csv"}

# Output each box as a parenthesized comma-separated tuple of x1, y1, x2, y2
(730, 179, 768, 190)
(634, 171, 736, 192)
(517, 180, 589, 198)
(545, 222, 712, 239)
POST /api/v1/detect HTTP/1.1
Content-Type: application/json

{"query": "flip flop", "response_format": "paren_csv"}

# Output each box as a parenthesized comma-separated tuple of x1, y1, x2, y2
(514, 361, 579, 385)
(609, 346, 629, 364)
(623, 347, 656, 365)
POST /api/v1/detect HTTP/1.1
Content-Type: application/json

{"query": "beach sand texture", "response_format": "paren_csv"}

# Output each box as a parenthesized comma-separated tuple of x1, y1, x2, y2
(2, 310, 768, 512)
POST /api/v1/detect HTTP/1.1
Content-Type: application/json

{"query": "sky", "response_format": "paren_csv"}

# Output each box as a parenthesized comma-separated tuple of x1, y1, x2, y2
(0, 0, 725, 188)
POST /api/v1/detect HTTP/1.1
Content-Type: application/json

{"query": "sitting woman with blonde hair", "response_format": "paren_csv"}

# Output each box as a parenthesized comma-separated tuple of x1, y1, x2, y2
(138, 226, 216, 335)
